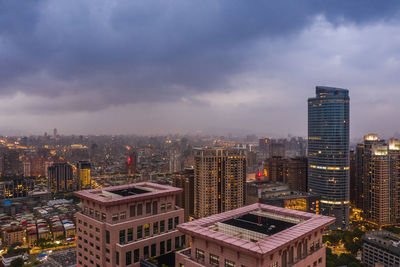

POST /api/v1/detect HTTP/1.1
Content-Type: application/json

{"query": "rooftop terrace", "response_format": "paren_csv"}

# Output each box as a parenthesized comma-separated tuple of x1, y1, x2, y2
(178, 203, 335, 256)
(74, 182, 182, 206)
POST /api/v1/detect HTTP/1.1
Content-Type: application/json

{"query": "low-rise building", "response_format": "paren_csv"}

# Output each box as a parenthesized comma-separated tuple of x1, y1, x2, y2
(2, 225, 24, 246)
(362, 231, 400, 267)
(176, 203, 335, 267)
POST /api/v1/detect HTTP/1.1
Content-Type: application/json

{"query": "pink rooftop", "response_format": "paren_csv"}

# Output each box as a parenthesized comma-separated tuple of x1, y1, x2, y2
(178, 203, 335, 256)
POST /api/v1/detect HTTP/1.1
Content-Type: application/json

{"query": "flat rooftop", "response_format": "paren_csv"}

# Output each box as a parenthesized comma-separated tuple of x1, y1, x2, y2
(74, 182, 182, 206)
(178, 203, 335, 256)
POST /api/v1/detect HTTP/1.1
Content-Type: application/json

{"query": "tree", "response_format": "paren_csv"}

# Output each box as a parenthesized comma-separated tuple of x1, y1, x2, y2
(10, 257, 24, 267)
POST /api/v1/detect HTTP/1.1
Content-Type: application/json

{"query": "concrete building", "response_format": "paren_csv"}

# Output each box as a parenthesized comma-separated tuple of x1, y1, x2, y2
(74, 182, 185, 267)
(172, 168, 194, 222)
(77, 161, 91, 189)
(362, 231, 400, 267)
(308, 86, 350, 229)
(193, 148, 246, 218)
(247, 181, 320, 214)
(48, 162, 74, 193)
(264, 157, 307, 192)
(176, 203, 335, 267)
(355, 135, 400, 227)
(2, 226, 24, 246)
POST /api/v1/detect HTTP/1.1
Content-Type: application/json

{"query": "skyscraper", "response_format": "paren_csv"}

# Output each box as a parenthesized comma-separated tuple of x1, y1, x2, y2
(193, 148, 246, 218)
(308, 86, 350, 229)
(48, 162, 74, 193)
(172, 167, 194, 222)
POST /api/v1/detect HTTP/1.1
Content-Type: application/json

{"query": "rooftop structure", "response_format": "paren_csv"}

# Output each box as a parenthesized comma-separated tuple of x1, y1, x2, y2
(176, 203, 335, 267)
(74, 182, 185, 267)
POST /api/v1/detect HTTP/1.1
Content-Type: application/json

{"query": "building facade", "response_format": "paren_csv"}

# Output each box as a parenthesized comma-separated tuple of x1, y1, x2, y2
(77, 161, 91, 189)
(74, 182, 185, 267)
(176, 203, 335, 267)
(308, 86, 350, 229)
(48, 162, 74, 193)
(172, 168, 194, 222)
(355, 135, 400, 227)
(193, 148, 246, 218)
(362, 231, 400, 267)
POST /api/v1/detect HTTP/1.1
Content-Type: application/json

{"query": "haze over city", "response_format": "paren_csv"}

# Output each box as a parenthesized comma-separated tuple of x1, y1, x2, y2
(1, 0, 400, 137)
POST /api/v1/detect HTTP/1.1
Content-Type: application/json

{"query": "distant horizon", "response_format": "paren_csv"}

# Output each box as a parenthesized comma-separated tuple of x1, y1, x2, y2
(2, 1, 400, 138)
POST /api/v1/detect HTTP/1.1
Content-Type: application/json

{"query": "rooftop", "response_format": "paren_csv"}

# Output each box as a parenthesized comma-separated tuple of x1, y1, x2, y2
(74, 182, 182, 206)
(178, 203, 335, 256)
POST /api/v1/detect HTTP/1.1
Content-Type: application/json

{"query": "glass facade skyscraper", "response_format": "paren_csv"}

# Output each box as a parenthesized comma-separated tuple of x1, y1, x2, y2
(308, 86, 350, 229)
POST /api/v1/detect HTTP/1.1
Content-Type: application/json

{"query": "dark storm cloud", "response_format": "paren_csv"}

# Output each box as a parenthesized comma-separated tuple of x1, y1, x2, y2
(0, 0, 400, 111)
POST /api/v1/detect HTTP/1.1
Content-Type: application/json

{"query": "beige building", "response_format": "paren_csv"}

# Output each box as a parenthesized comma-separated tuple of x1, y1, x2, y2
(193, 148, 246, 218)
(2, 226, 24, 246)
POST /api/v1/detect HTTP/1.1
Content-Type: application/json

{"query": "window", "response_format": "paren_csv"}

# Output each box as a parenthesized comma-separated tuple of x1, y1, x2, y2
(151, 244, 156, 257)
(84, 222, 87, 227)
(152, 201, 158, 215)
(168, 218, 173, 230)
(127, 228, 133, 242)
(160, 241, 165, 255)
(144, 224, 150, 237)
(175, 236, 180, 249)
(137, 225, 143, 239)
(120, 212, 126, 220)
(119, 230, 125, 244)
(105, 230, 110, 244)
(146, 202, 151, 214)
(144, 246, 149, 258)
(101, 213, 106, 221)
(106, 258, 110, 263)
(95, 227, 100, 233)
(161, 203, 166, 212)
(225, 259, 235, 267)
(89, 208, 94, 216)
(167, 239, 171, 251)
(174, 216, 179, 228)
(106, 248, 110, 253)
(96, 236, 100, 241)
(210, 254, 219, 266)
(130, 205, 135, 217)
(181, 235, 186, 246)
(160, 220, 165, 232)
(126, 251, 132, 265)
(318, 257, 322, 263)
(167, 202, 172, 210)
(134, 249, 139, 263)
(137, 204, 143, 215)
(153, 222, 159, 234)
(116, 251, 119, 265)
(196, 249, 205, 261)
(95, 211, 100, 219)
(112, 214, 119, 222)
(96, 246, 100, 250)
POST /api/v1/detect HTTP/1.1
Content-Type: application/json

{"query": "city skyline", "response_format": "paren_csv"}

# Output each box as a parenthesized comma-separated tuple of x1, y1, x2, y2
(1, 1, 400, 137)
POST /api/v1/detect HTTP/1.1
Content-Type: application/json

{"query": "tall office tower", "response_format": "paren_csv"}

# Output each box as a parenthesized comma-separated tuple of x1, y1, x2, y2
(126, 152, 137, 175)
(193, 148, 246, 218)
(172, 168, 194, 222)
(283, 157, 308, 192)
(74, 183, 185, 267)
(308, 86, 350, 229)
(77, 161, 91, 189)
(53, 128, 58, 139)
(48, 162, 74, 193)
(270, 141, 286, 157)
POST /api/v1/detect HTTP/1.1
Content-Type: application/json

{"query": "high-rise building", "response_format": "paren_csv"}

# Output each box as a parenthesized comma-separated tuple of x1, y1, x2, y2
(308, 86, 350, 229)
(172, 168, 194, 222)
(193, 148, 246, 218)
(77, 161, 91, 189)
(355, 135, 400, 227)
(264, 157, 307, 192)
(74, 182, 185, 267)
(48, 162, 74, 193)
(176, 203, 335, 267)
(0, 149, 21, 177)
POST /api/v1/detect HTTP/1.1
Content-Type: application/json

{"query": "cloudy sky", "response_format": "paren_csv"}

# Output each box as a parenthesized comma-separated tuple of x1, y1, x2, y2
(1, 0, 400, 138)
